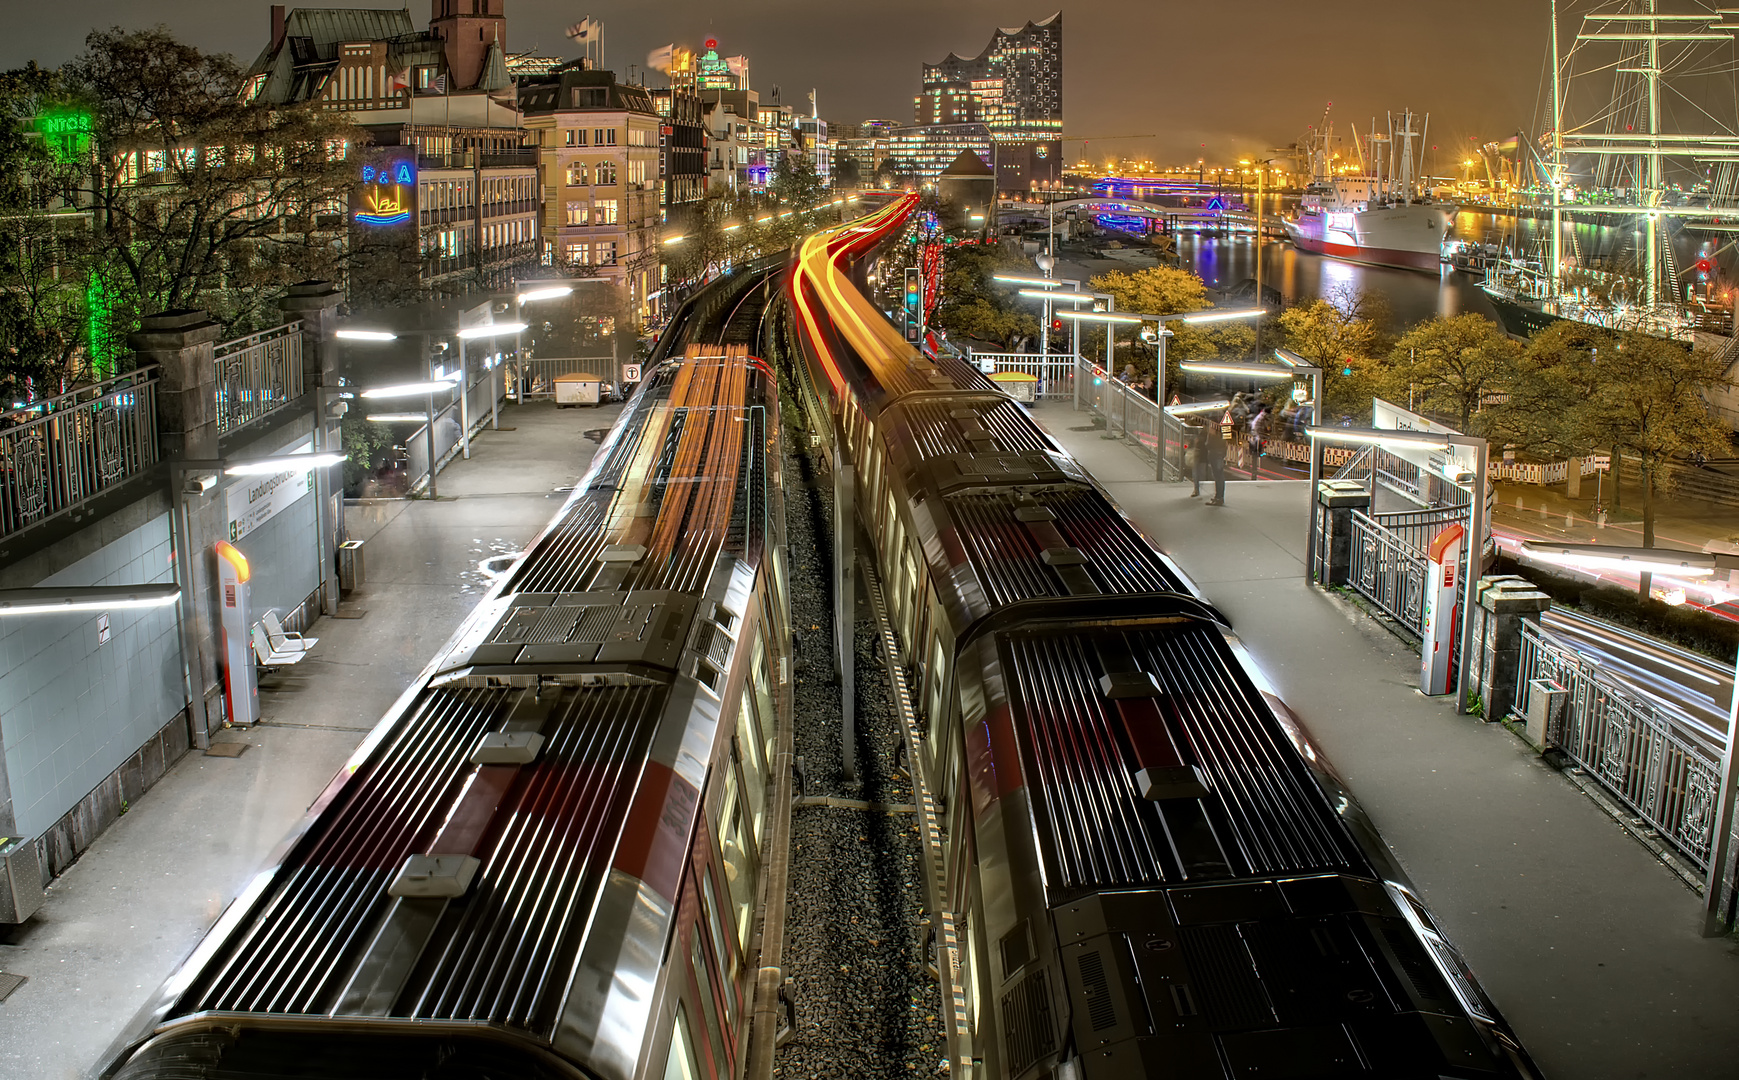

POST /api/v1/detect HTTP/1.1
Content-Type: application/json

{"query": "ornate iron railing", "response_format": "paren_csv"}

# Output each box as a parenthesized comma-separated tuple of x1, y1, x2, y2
(214, 323, 303, 434)
(1347, 508, 1429, 638)
(1515, 621, 1724, 869)
(0, 368, 159, 541)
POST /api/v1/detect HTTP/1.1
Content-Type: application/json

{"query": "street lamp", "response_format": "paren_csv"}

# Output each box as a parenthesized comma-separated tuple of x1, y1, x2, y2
(1522, 539, 1739, 938)
(1064, 306, 1266, 478)
(453, 322, 528, 458)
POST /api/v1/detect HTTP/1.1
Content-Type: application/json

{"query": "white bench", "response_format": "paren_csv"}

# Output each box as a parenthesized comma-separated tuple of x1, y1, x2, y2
(252, 624, 307, 673)
(262, 609, 316, 654)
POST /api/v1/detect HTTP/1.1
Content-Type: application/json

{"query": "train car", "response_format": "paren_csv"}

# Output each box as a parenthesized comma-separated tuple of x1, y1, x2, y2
(787, 199, 1541, 1080)
(99, 321, 789, 1080)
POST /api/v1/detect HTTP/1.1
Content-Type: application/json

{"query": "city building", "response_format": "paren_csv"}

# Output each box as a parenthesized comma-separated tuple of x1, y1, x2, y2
(699, 89, 769, 192)
(915, 12, 1062, 191)
(886, 123, 993, 185)
(245, 3, 540, 295)
(796, 113, 831, 187)
(516, 65, 663, 323)
(649, 86, 708, 224)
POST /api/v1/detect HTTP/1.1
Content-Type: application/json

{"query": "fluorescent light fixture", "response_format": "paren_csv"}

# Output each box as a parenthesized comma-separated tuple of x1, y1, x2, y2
(1304, 426, 1452, 448)
(336, 329, 397, 341)
(664, 235, 686, 245)
(1182, 307, 1265, 324)
(757, 215, 772, 223)
(1018, 289, 1094, 303)
(516, 285, 573, 303)
(1165, 398, 1232, 416)
(361, 380, 458, 399)
(0, 584, 180, 617)
(1058, 310, 1143, 325)
(1272, 348, 1319, 369)
(1180, 361, 1297, 379)
(724, 224, 742, 232)
(1520, 541, 1719, 577)
(225, 452, 346, 475)
(969, 214, 985, 221)
(993, 274, 1061, 287)
(457, 322, 528, 340)
(367, 412, 429, 423)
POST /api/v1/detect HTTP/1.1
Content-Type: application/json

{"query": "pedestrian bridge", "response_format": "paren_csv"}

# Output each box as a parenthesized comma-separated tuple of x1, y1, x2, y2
(996, 197, 1231, 220)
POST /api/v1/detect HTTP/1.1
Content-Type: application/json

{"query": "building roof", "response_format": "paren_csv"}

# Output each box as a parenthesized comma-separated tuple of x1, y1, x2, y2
(516, 68, 658, 117)
(940, 148, 994, 177)
(246, 7, 441, 106)
(476, 40, 510, 92)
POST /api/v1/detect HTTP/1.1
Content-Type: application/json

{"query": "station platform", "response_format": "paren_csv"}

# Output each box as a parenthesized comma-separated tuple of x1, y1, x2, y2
(1028, 400, 1739, 1080)
(0, 401, 623, 1080)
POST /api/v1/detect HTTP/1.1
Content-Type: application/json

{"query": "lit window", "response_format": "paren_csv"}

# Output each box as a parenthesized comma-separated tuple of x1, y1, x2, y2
(593, 199, 619, 225)
(565, 201, 585, 225)
(567, 162, 587, 186)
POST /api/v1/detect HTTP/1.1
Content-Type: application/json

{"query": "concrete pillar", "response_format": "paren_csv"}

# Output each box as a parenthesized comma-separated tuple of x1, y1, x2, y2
(1566, 457, 1582, 499)
(1315, 480, 1370, 586)
(1473, 575, 1552, 724)
(130, 310, 226, 744)
(280, 281, 344, 615)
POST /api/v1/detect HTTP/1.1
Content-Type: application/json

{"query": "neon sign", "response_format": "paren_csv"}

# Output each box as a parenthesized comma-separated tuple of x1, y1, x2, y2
(37, 107, 94, 163)
(354, 155, 415, 227)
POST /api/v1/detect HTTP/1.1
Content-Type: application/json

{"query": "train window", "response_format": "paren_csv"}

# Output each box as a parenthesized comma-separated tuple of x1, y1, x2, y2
(753, 644, 776, 773)
(661, 1005, 701, 1080)
(928, 637, 948, 737)
(738, 687, 767, 843)
(702, 866, 737, 994)
(689, 934, 725, 1068)
(718, 771, 756, 952)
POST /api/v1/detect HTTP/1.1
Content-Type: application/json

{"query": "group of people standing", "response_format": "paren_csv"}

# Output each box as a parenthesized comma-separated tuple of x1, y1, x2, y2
(1182, 390, 1315, 505)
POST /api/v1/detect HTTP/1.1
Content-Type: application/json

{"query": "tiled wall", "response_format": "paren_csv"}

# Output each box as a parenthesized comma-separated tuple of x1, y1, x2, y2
(0, 513, 183, 839)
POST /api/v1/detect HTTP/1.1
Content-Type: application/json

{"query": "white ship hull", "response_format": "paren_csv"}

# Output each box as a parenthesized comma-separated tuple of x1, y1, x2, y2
(1283, 203, 1452, 272)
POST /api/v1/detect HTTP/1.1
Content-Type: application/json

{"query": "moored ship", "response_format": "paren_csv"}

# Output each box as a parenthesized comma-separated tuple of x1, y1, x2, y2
(1283, 109, 1452, 273)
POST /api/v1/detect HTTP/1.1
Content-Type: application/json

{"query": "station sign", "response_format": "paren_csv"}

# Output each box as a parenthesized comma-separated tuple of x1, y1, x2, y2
(1372, 398, 1480, 489)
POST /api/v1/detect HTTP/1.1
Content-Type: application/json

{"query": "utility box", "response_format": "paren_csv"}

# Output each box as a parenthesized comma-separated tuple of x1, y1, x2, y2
(1525, 678, 1568, 748)
(554, 372, 602, 406)
(338, 539, 366, 593)
(0, 839, 43, 924)
(989, 371, 1039, 402)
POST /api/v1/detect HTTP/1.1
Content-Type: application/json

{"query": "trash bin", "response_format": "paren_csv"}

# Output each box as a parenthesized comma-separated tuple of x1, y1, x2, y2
(1525, 678, 1568, 748)
(0, 837, 44, 924)
(338, 539, 366, 593)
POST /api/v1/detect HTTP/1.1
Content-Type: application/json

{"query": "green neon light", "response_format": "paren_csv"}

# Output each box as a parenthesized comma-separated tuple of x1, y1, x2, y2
(86, 275, 113, 379)
(37, 107, 94, 163)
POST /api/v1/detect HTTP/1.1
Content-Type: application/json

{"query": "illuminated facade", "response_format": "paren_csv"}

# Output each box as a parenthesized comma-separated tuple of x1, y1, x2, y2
(915, 12, 1062, 190)
(518, 68, 663, 322)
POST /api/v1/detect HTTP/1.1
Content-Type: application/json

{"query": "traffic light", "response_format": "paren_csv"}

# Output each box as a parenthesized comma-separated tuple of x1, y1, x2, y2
(904, 267, 922, 343)
(1697, 257, 1713, 280)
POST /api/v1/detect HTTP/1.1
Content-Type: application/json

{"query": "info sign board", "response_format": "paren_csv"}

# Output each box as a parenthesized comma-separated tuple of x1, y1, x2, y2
(226, 442, 315, 543)
(1371, 398, 1480, 489)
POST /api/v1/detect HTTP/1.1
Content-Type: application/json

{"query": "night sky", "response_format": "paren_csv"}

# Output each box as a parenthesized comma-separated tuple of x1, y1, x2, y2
(10, 1, 1551, 167)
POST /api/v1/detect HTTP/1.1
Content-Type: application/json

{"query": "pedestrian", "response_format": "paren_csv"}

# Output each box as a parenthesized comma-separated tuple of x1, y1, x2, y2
(1248, 403, 1269, 465)
(1229, 393, 1252, 470)
(1197, 407, 1229, 504)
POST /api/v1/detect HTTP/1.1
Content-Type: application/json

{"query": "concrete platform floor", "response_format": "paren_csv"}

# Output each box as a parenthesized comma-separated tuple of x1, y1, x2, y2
(1030, 400, 1739, 1080)
(0, 401, 622, 1080)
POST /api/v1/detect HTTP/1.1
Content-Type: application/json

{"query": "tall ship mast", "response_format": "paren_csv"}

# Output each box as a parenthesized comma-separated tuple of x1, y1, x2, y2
(1483, 0, 1739, 339)
(1282, 108, 1454, 272)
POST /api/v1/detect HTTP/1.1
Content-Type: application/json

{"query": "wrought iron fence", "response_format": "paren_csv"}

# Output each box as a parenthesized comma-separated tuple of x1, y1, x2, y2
(1347, 508, 1429, 637)
(0, 368, 159, 541)
(1372, 506, 1471, 554)
(214, 323, 304, 434)
(1515, 621, 1724, 869)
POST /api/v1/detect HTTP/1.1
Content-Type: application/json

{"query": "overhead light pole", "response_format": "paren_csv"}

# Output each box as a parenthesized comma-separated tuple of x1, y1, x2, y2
(454, 322, 527, 459)
(1064, 306, 1265, 479)
(1522, 539, 1739, 937)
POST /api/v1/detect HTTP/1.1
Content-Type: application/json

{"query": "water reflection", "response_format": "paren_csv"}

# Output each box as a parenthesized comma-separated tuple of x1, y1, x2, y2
(1161, 198, 1718, 334)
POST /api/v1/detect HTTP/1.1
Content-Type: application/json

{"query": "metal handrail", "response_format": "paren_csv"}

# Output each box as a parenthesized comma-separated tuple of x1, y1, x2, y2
(1515, 621, 1724, 868)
